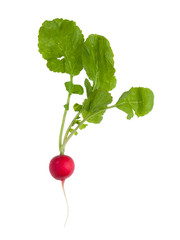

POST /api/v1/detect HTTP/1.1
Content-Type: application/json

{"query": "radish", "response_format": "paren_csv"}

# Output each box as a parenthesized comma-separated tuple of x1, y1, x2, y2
(38, 18, 154, 228)
(49, 155, 75, 226)
(49, 155, 75, 181)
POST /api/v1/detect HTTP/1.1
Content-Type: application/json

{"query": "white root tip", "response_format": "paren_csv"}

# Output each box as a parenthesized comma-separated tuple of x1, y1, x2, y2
(61, 180, 69, 227)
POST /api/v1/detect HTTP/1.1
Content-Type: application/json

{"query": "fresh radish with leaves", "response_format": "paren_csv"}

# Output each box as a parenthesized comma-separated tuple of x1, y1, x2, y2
(38, 18, 154, 225)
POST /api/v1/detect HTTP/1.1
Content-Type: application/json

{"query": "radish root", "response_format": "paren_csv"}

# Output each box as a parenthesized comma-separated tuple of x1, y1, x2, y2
(61, 180, 69, 227)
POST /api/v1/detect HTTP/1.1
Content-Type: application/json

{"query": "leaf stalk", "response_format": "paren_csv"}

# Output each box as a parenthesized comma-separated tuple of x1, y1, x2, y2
(59, 75, 73, 154)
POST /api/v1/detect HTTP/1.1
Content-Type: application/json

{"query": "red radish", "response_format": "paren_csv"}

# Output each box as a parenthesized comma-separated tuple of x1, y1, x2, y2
(38, 18, 154, 230)
(49, 155, 75, 181)
(49, 155, 75, 226)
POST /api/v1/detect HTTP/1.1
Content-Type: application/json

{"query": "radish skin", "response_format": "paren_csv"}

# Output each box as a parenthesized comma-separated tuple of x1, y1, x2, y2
(49, 155, 75, 180)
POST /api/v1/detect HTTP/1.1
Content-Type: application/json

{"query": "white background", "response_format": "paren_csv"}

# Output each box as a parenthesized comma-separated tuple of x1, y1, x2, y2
(0, 0, 180, 239)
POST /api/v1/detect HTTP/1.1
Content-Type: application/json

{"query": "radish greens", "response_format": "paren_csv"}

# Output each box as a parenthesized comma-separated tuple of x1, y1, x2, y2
(38, 18, 154, 155)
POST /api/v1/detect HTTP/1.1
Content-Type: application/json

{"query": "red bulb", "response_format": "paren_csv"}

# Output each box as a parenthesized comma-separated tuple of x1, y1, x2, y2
(49, 155, 75, 181)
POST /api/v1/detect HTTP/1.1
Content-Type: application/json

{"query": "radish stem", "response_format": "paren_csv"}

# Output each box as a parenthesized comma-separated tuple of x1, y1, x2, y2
(59, 75, 73, 154)
(63, 111, 81, 144)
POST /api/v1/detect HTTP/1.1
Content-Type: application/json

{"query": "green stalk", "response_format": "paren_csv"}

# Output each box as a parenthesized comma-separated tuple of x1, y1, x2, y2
(63, 118, 87, 147)
(59, 75, 73, 154)
(62, 104, 118, 148)
(62, 99, 147, 149)
(62, 111, 81, 145)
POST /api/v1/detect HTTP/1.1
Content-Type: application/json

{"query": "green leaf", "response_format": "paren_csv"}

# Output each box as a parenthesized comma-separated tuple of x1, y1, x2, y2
(116, 87, 154, 119)
(84, 79, 92, 97)
(65, 81, 73, 93)
(73, 84, 84, 95)
(64, 103, 69, 110)
(38, 18, 84, 76)
(74, 120, 81, 125)
(79, 124, 88, 130)
(82, 90, 113, 123)
(65, 82, 84, 95)
(69, 128, 78, 135)
(47, 59, 65, 73)
(73, 103, 82, 112)
(82, 34, 117, 91)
